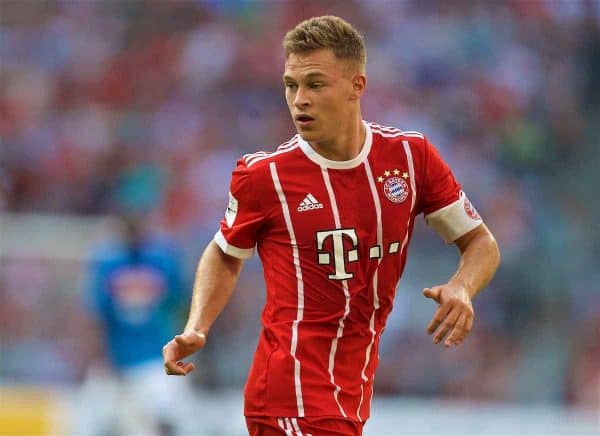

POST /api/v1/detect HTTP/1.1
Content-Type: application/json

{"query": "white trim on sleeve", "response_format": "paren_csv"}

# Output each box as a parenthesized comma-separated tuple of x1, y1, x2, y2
(425, 191, 483, 243)
(213, 230, 255, 259)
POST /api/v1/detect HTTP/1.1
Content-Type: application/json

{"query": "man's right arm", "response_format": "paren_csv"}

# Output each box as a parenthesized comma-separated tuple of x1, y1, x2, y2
(163, 240, 244, 376)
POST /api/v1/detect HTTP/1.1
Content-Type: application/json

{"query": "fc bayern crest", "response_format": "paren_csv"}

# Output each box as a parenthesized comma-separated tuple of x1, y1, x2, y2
(383, 177, 409, 203)
(463, 194, 481, 220)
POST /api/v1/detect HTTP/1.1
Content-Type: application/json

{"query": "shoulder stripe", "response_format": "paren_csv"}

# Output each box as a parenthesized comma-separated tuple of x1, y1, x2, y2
(401, 130, 423, 135)
(372, 130, 404, 138)
(278, 136, 298, 150)
(244, 136, 297, 166)
(243, 151, 267, 161)
(371, 126, 425, 139)
(370, 123, 402, 134)
(247, 139, 299, 167)
(369, 121, 424, 138)
(243, 136, 298, 165)
(401, 130, 425, 138)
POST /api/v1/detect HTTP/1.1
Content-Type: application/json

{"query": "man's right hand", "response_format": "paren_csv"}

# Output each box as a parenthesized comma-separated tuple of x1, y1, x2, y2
(162, 330, 206, 376)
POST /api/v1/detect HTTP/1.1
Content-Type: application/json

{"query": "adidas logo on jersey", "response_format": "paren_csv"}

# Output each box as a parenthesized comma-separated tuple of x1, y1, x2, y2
(298, 193, 323, 212)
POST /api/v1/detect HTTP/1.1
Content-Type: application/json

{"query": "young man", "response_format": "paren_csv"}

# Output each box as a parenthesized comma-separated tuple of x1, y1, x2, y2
(163, 16, 500, 436)
(83, 213, 192, 436)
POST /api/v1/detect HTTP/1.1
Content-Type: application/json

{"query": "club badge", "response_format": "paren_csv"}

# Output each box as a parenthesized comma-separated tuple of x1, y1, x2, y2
(378, 169, 410, 204)
(462, 192, 481, 220)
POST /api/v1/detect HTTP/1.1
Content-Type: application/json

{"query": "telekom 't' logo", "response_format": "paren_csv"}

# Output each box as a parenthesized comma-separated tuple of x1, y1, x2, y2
(316, 229, 359, 280)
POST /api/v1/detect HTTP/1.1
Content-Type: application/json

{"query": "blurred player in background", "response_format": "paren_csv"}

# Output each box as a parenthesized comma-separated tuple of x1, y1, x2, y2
(163, 16, 500, 436)
(80, 213, 192, 436)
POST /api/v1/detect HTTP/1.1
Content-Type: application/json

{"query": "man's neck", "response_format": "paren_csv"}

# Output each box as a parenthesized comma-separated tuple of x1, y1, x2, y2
(309, 115, 366, 162)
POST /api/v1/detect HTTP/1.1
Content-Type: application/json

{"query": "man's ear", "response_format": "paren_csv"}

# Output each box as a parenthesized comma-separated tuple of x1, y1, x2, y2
(350, 73, 367, 101)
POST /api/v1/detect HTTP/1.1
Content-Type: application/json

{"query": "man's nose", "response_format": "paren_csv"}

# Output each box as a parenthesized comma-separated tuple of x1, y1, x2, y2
(294, 87, 310, 108)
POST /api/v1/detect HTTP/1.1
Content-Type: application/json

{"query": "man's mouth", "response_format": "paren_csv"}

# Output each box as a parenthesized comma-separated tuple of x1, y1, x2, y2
(295, 115, 315, 125)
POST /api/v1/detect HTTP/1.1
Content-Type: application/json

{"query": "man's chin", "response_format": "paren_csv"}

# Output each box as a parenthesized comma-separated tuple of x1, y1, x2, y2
(296, 129, 317, 142)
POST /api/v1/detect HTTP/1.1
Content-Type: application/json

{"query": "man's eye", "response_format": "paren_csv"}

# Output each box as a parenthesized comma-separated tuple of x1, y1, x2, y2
(286, 83, 297, 89)
(309, 82, 322, 89)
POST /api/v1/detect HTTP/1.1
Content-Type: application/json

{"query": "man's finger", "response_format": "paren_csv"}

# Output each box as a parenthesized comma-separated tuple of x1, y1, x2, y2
(177, 361, 196, 374)
(465, 312, 474, 332)
(427, 303, 451, 335)
(164, 360, 186, 376)
(423, 287, 441, 303)
(433, 307, 460, 344)
(445, 312, 468, 347)
(162, 340, 179, 361)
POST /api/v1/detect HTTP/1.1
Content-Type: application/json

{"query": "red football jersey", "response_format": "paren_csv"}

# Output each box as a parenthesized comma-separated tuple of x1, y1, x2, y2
(214, 122, 482, 422)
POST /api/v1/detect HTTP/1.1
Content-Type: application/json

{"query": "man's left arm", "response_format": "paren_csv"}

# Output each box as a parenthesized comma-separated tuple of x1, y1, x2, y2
(423, 223, 500, 347)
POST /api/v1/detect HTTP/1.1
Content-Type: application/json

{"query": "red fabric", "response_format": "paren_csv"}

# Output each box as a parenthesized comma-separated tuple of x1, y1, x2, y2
(416, 136, 462, 216)
(245, 416, 364, 436)
(218, 123, 462, 422)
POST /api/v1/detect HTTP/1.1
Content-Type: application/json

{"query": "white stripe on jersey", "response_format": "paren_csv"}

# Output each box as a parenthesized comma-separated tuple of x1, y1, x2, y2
(371, 127, 425, 140)
(369, 123, 401, 134)
(356, 160, 383, 422)
(362, 140, 418, 417)
(246, 138, 299, 167)
(290, 418, 303, 435)
(400, 140, 417, 255)
(277, 418, 287, 434)
(243, 151, 267, 161)
(371, 129, 403, 138)
(370, 123, 424, 139)
(244, 136, 296, 164)
(244, 138, 294, 165)
(401, 129, 425, 135)
(277, 417, 306, 435)
(269, 162, 305, 417)
(320, 166, 350, 419)
(284, 418, 294, 435)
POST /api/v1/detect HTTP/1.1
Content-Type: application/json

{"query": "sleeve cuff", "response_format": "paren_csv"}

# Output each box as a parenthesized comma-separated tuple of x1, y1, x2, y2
(213, 230, 255, 259)
(424, 191, 483, 243)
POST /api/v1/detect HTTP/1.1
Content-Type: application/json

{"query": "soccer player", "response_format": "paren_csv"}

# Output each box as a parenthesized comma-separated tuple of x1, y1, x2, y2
(82, 213, 192, 436)
(163, 16, 500, 436)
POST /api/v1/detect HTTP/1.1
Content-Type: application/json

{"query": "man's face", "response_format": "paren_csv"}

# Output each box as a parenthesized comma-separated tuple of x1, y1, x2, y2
(283, 49, 359, 143)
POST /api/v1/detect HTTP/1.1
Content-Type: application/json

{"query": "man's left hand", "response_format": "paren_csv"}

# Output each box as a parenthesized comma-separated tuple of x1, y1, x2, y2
(423, 283, 474, 347)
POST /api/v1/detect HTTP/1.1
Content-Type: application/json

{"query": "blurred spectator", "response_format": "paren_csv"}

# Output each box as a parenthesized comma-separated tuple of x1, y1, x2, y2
(78, 213, 191, 436)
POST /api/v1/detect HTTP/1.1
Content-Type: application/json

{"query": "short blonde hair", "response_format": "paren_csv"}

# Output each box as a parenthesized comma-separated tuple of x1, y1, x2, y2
(283, 15, 366, 72)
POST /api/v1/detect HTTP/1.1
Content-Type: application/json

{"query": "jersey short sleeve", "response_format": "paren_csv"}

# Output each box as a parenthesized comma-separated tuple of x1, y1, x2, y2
(419, 138, 483, 243)
(214, 158, 266, 259)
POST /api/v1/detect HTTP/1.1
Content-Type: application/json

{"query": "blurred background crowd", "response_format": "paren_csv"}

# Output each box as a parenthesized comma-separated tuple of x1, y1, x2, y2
(1, 0, 599, 434)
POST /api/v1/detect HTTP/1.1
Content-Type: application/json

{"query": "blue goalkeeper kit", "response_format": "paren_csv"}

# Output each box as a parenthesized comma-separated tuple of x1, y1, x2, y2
(87, 237, 184, 370)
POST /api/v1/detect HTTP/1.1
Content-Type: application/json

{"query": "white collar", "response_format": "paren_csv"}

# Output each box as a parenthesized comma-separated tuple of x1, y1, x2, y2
(297, 121, 372, 169)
